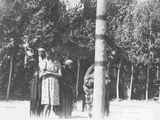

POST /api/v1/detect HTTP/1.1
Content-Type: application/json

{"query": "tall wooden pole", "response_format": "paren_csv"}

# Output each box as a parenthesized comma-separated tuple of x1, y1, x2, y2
(6, 56, 13, 100)
(129, 64, 134, 100)
(116, 63, 121, 100)
(146, 64, 150, 100)
(76, 58, 80, 98)
(93, 0, 108, 119)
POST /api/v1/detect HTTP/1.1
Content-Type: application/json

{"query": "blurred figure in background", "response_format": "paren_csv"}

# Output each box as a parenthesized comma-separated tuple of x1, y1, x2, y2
(83, 64, 110, 118)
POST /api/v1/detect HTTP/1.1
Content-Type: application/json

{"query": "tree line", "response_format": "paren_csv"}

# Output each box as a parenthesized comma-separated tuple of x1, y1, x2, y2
(0, 0, 160, 100)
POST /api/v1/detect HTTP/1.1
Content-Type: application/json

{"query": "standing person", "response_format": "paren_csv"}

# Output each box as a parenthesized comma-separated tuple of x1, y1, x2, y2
(60, 59, 76, 118)
(83, 64, 110, 117)
(30, 48, 46, 116)
(39, 49, 62, 117)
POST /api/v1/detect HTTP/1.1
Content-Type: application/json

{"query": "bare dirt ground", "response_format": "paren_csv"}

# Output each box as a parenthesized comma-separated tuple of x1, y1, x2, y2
(0, 100, 160, 120)
(108, 100, 160, 120)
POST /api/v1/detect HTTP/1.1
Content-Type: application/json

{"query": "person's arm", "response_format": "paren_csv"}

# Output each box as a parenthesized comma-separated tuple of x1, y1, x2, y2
(46, 64, 62, 78)
(39, 69, 47, 78)
(39, 70, 43, 78)
(52, 68, 62, 77)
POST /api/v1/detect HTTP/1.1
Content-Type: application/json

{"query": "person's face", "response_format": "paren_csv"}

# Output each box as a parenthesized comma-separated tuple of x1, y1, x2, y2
(66, 64, 72, 69)
(39, 51, 46, 59)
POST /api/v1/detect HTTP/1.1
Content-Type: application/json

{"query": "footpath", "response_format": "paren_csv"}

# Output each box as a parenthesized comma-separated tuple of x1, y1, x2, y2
(0, 100, 160, 120)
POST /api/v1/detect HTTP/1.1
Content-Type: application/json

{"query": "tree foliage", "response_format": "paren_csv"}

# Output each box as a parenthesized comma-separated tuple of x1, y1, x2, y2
(0, 0, 160, 100)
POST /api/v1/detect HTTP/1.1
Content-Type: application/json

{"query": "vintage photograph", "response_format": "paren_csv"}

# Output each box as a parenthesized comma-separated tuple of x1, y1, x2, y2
(0, 0, 160, 120)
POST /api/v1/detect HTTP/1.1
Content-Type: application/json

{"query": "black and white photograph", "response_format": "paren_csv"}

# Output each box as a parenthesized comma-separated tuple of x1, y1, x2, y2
(0, 0, 160, 120)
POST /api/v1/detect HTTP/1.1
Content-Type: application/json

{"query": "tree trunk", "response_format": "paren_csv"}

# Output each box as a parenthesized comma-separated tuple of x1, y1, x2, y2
(146, 64, 150, 100)
(116, 63, 121, 100)
(157, 65, 159, 82)
(128, 64, 134, 100)
(92, 0, 108, 119)
(76, 58, 80, 98)
(6, 56, 14, 100)
(156, 65, 160, 102)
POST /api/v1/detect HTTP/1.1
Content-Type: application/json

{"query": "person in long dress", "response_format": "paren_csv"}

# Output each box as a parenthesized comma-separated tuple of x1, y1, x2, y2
(60, 59, 76, 118)
(30, 48, 45, 116)
(39, 49, 62, 116)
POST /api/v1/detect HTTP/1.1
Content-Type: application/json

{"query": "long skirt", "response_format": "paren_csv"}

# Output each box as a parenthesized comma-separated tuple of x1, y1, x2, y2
(61, 86, 73, 118)
(41, 77, 60, 106)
